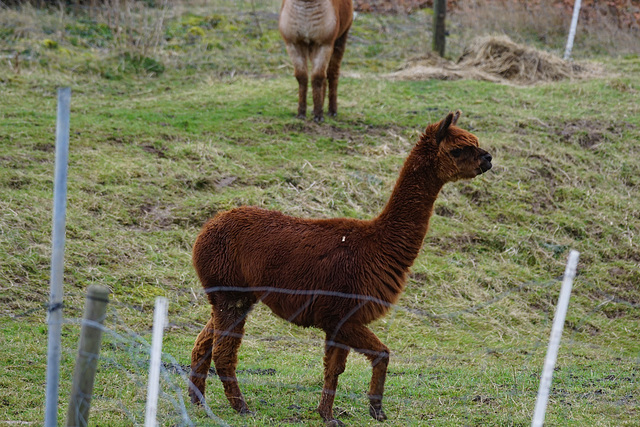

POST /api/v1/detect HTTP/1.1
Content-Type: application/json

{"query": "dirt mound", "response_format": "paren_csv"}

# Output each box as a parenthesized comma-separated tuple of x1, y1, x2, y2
(387, 36, 592, 85)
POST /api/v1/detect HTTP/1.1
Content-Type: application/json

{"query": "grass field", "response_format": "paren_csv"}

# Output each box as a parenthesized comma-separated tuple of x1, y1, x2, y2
(1, 1, 639, 425)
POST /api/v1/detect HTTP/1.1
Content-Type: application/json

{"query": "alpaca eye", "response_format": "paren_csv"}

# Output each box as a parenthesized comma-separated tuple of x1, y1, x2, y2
(450, 148, 463, 158)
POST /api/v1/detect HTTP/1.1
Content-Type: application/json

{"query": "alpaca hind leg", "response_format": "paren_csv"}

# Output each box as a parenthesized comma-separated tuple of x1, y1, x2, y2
(317, 340, 350, 426)
(285, 43, 309, 119)
(327, 32, 348, 117)
(212, 306, 252, 413)
(189, 314, 215, 404)
(309, 44, 334, 122)
(331, 324, 390, 421)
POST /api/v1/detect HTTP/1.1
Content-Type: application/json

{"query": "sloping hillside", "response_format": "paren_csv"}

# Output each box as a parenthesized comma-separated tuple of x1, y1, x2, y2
(1, 1, 639, 425)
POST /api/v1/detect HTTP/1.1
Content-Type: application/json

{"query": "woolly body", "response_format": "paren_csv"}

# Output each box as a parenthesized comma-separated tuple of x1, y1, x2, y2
(189, 111, 493, 425)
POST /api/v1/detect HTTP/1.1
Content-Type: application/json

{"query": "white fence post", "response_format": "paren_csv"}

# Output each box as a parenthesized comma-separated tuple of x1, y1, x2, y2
(532, 250, 580, 427)
(145, 297, 169, 427)
(45, 87, 71, 427)
(564, 0, 582, 60)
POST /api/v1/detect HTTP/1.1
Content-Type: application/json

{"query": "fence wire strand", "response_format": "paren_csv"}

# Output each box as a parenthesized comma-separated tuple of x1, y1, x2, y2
(10, 272, 638, 426)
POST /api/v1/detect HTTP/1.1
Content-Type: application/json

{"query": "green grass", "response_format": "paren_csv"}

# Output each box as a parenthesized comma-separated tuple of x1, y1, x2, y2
(1, 1, 640, 426)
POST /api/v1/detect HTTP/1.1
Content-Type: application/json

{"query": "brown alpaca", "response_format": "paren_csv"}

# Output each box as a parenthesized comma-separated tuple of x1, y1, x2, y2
(279, 0, 353, 122)
(189, 111, 492, 425)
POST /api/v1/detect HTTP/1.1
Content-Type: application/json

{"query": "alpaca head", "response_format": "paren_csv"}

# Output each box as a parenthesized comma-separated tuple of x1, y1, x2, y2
(420, 110, 492, 183)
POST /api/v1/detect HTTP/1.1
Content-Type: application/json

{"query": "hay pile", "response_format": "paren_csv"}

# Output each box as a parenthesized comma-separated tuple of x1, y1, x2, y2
(458, 36, 583, 83)
(386, 51, 503, 83)
(387, 36, 588, 85)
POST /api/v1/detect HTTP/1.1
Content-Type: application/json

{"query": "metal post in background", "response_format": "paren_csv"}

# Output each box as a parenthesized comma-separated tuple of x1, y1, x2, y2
(145, 297, 169, 427)
(564, 0, 582, 60)
(45, 87, 71, 427)
(532, 250, 580, 427)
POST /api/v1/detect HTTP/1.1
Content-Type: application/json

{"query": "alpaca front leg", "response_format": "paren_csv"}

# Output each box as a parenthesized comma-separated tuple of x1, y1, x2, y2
(285, 43, 309, 119)
(296, 72, 308, 119)
(310, 74, 326, 123)
(318, 341, 350, 426)
(367, 347, 389, 421)
(310, 45, 334, 122)
(327, 32, 349, 117)
(332, 324, 390, 421)
(189, 316, 215, 404)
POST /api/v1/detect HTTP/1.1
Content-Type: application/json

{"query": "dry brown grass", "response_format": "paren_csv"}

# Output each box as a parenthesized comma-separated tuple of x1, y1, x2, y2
(449, 0, 640, 57)
(385, 50, 503, 83)
(82, 0, 173, 55)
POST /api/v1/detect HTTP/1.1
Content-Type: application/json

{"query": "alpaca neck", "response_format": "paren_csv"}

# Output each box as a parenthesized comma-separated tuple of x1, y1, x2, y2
(374, 146, 444, 264)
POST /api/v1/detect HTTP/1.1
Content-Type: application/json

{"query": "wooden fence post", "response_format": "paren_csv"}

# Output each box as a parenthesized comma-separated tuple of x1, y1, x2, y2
(432, 0, 447, 57)
(65, 285, 110, 427)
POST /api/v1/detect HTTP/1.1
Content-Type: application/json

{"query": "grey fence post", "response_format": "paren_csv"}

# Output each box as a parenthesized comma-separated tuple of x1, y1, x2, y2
(45, 87, 71, 427)
(65, 285, 110, 427)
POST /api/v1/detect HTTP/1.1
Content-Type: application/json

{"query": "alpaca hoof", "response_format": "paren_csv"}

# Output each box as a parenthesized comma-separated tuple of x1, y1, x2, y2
(232, 401, 251, 414)
(313, 115, 324, 123)
(369, 405, 387, 421)
(296, 113, 306, 119)
(318, 407, 343, 426)
(328, 110, 337, 117)
(189, 391, 204, 406)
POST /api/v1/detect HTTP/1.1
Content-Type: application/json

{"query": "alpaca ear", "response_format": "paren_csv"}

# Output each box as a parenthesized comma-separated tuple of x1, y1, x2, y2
(436, 112, 455, 145)
(451, 110, 461, 126)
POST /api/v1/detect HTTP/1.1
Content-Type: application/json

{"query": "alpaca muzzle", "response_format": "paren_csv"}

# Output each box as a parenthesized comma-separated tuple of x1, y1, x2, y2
(479, 153, 493, 174)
